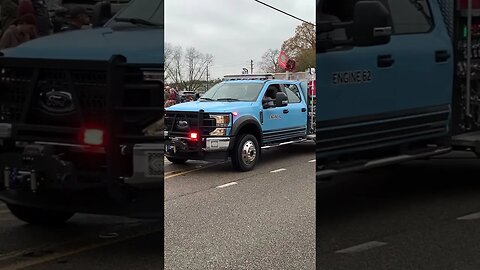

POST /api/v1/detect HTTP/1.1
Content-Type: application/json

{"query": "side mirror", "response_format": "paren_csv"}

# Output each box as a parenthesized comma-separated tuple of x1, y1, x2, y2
(91, 1, 112, 27)
(262, 98, 274, 109)
(275, 92, 288, 108)
(352, 1, 392, 46)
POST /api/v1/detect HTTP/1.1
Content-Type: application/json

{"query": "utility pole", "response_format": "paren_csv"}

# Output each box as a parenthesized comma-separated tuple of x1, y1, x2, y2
(206, 65, 209, 90)
(251, 60, 254, 74)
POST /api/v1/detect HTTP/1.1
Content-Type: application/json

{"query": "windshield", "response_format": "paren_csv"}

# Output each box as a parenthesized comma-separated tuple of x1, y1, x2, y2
(200, 83, 264, 102)
(107, 0, 163, 27)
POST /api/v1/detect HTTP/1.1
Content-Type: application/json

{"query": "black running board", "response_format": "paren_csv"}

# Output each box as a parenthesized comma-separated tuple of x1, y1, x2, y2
(316, 147, 451, 180)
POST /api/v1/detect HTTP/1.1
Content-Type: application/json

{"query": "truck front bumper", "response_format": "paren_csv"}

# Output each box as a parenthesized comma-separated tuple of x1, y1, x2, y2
(165, 136, 232, 161)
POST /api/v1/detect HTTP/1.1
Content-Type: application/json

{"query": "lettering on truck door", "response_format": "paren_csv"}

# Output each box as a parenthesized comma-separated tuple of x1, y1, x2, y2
(317, 0, 395, 122)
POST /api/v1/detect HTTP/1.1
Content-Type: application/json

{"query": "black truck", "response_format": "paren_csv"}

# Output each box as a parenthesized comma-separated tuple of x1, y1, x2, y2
(0, 0, 164, 224)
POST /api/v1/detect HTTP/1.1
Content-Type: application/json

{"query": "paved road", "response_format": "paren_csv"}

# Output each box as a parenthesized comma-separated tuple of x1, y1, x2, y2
(0, 205, 163, 270)
(317, 151, 480, 270)
(164, 143, 316, 270)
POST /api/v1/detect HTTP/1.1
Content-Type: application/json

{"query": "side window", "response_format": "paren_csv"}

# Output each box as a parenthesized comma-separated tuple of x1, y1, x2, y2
(387, 0, 433, 34)
(264, 84, 281, 100)
(284, 84, 302, 103)
(317, 0, 355, 41)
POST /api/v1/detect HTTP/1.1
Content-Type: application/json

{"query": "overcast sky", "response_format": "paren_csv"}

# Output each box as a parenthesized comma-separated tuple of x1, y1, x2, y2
(165, 0, 315, 79)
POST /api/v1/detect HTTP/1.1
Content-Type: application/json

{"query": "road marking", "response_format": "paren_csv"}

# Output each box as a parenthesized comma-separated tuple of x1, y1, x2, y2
(165, 162, 225, 180)
(270, 168, 287, 173)
(457, 211, 480, 220)
(216, 182, 238, 189)
(335, 241, 387, 254)
(309, 159, 316, 163)
(0, 226, 163, 270)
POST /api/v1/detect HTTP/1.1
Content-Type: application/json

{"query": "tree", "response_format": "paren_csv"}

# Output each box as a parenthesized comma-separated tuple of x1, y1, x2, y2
(281, 22, 316, 71)
(165, 43, 183, 86)
(183, 47, 214, 91)
(258, 49, 283, 73)
(164, 44, 214, 92)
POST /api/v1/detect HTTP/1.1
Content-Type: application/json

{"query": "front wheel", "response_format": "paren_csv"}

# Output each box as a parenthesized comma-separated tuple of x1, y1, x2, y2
(7, 204, 75, 226)
(232, 134, 260, 172)
(166, 157, 188, 164)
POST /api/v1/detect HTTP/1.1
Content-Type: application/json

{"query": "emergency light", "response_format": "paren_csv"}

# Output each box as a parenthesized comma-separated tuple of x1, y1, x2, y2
(189, 132, 198, 140)
(82, 129, 104, 146)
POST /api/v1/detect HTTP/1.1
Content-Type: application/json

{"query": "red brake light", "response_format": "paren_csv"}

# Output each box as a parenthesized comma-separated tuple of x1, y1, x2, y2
(83, 129, 104, 146)
(189, 132, 198, 140)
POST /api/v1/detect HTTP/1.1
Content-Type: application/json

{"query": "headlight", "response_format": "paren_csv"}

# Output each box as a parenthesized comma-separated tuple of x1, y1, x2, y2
(210, 128, 227, 136)
(211, 114, 230, 127)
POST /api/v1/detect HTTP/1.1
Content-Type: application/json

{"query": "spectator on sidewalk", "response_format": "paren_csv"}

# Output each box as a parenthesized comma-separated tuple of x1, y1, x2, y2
(60, 6, 90, 32)
(31, 0, 52, 36)
(0, 0, 38, 49)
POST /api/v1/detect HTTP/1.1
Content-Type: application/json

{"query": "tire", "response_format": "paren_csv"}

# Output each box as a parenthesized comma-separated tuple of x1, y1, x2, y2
(232, 134, 260, 172)
(7, 204, 75, 226)
(166, 157, 188, 164)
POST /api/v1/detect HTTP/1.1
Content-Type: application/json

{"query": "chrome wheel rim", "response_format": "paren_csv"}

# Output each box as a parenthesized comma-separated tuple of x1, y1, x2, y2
(241, 140, 257, 165)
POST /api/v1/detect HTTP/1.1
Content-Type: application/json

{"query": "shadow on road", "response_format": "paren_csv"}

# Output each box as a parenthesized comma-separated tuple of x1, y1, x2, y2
(317, 153, 480, 222)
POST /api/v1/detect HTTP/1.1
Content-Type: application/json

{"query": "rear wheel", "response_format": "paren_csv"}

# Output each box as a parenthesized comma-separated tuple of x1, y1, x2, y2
(166, 157, 188, 164)
(232, 134, 260, 172)
(7, 204, 75, 226)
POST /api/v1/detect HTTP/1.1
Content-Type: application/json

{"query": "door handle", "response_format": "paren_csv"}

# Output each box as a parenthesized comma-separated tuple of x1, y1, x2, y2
(301, 108, 307, 112)
(435, 50, 450, 63)
(283, 109, 289, 114)
(378, 55, 395, 68)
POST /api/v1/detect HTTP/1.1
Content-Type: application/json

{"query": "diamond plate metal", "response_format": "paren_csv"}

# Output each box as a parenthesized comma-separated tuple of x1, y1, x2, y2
(438, 0, 455, 37)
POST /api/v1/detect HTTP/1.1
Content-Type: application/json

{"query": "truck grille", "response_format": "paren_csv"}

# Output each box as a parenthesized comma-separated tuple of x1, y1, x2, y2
(0, 57, 163, 145)
(165, 111, 216, 137)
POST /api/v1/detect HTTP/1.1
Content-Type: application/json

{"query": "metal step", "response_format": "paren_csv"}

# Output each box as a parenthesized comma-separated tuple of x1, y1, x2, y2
(452, 131, 480, 151)
(316, 146, 451, 180)
(261, 139, 307, 150)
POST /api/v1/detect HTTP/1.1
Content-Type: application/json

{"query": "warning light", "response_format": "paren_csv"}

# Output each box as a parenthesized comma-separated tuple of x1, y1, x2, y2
(232, 112, 239, 117)
(189, 132, 198, 140)
(83, 129, 104, 146)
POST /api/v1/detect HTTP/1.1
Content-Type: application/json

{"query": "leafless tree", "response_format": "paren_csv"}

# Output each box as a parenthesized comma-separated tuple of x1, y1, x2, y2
(165, 43, 184, 86)
(259, 49, 283, 73)
(165, 45, 214, 92)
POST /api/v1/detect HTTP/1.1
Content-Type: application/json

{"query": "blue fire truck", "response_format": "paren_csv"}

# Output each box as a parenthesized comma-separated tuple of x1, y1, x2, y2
(165, 74, 316, 171)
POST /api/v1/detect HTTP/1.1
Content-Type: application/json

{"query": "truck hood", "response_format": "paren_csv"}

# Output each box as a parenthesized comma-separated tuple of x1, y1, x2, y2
(1, 27, 163, 64)
(167, 101, 256, 113)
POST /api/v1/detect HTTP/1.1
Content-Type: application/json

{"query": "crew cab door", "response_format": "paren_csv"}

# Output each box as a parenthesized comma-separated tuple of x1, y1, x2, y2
(385, 0, 452, 111)
(317, 0, 396, 122)
(282, 83, 308, 135)
(261, 83, 286, 135)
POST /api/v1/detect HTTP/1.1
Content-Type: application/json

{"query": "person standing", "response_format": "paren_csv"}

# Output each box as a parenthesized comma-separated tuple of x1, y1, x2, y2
(0, 0, 38, 49)
(175, 88, 181, 104)
(31, 0, 51, 36)
(60, 6, 90, 32)
(165, 86, 171, 103)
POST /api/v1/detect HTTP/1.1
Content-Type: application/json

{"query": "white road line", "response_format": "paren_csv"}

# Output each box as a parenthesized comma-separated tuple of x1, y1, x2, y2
(335, 241, 388, 254)
(216, 182, 238, 189)
(308, 159, 316, 163)
(457, 211, 480, 220)
(270, 168, 287, 173)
